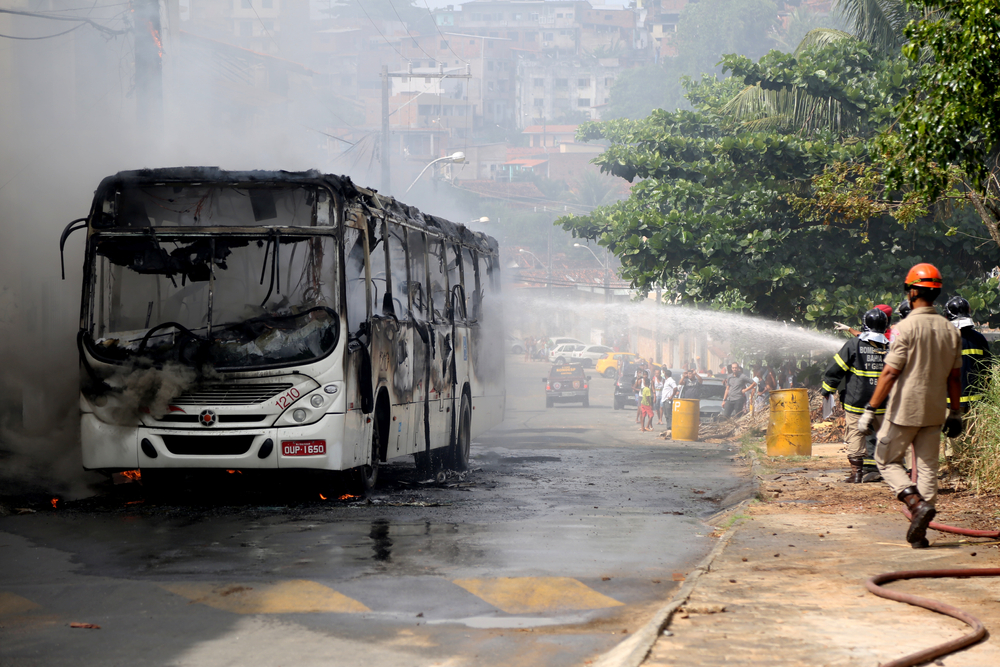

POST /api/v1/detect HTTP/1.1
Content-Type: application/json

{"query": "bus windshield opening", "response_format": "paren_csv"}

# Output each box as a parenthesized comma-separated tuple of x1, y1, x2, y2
(88, 234, 339, 370)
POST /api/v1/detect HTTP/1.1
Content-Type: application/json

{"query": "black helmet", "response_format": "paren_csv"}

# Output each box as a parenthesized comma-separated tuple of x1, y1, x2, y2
(897, 299, 912, 320)
(862, 308, 889, 334)
(944, 295, 971, 321)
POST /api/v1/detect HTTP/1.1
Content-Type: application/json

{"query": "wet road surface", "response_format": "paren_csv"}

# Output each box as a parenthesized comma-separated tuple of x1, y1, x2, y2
(0, 358, 750, 666)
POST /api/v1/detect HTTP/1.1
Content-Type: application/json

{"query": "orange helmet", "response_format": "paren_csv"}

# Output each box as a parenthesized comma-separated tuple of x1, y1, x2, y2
(904, 263, 943, 289)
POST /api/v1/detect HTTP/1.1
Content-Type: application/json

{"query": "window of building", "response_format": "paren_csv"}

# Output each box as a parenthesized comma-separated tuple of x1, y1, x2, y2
(556, 13, 564, 18)
(578, 78, 590, 86)
(543, 33, 554, 41)
(554, 78, 568, 89)
(577, 98, 590, 107)
(514, 13, 522, 20)
(499, 80, 507, 92)
(533, 78, 544, 87)
(525, 31, 536, 41)
(487, 61, 494, 71)
(239, 20, 252, 36)
(469, 39, 475, 44)
(472, 13, 481, 20)
(605, 77, 613, 86)
(507, 31, 518, 40)
(533, 98, 544, 107)
(418, 104, 432, 115)
(488, 81, 494, 92)
(530, 13, 539, 21)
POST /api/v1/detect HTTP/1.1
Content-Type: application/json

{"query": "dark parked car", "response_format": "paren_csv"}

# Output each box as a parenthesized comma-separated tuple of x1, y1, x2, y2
(544, 364, 590, 408)
(613, 361, 647, 411)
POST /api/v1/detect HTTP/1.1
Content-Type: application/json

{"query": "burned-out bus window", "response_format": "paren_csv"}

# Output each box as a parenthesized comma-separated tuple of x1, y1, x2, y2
(447, 243, 465, 320)
(344, 227, 369, 334)
(428, 237, 448, 323)
(89, 233, 339, 369)
(388, 224, 409, 320)
(112, 185, 318, 228)
(463, 247, 478, 321)
(408, 230, 427, 319)
(370, 221, 389, 317)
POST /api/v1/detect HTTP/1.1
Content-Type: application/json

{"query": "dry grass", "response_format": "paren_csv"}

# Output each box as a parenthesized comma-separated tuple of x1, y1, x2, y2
(955, 363, 1000, 495)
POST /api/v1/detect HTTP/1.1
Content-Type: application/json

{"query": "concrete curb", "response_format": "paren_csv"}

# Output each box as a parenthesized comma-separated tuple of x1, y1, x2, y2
(589, 445, 763, 667)
(588, 513, 745, 667)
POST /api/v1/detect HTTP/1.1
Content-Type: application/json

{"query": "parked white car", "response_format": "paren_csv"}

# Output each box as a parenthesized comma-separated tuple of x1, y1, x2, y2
(549, 344, 586, 365)
(570, 344, 614, 368)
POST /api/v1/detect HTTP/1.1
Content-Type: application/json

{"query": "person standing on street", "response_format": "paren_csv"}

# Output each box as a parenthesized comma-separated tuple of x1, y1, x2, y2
(721, 363, 752, 420)
(857, 263, 962, 548)
(822, 308, 890, 483)
(660, 369, 678, 426)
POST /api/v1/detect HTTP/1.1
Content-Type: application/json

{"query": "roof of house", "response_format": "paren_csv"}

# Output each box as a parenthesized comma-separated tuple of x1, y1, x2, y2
(522, 125, 580, 135)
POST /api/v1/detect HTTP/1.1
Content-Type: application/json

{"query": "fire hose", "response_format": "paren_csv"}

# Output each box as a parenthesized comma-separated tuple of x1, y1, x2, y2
(864, 444, 1000, 667)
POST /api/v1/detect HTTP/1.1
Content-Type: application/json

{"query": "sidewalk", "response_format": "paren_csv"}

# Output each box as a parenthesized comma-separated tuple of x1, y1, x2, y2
(644, 442, 1000, 666)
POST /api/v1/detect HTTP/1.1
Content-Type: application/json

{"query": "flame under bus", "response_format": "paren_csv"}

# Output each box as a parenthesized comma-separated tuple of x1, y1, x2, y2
(70, 168, 505, 488)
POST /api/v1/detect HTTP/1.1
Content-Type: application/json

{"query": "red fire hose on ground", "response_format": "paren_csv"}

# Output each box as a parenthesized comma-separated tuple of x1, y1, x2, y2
(864, 446, 1000, 667)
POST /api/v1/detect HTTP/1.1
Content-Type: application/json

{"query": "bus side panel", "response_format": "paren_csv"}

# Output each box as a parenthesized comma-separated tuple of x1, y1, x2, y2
(370, 318, 415, 460)
(342, 343, 373, 468)
(81, 413, 138, 470)
(427, 322, 454, 452)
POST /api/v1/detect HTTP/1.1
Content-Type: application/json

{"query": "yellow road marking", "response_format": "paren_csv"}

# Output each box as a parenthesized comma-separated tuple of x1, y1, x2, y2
(453, 577, 624, 614)
(0, 591, 41, 615)
(162, 580, 370, 614)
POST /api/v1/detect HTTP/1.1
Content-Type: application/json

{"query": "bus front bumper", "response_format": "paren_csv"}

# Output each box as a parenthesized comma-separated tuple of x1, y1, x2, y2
(81, 412, 355, 471)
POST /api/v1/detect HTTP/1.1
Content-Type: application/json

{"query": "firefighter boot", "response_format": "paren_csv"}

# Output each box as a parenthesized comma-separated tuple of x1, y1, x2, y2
(843, 456, 864, 483)
(898, 486, 936, 545)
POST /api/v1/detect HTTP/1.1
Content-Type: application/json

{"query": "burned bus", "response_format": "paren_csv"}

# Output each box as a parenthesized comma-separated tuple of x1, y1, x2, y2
(62, 167, 505, 493)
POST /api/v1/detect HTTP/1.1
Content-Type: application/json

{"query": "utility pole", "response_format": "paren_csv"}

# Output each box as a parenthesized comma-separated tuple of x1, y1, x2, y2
(381, 64, 471, 196)
(134, 0, 163, 133)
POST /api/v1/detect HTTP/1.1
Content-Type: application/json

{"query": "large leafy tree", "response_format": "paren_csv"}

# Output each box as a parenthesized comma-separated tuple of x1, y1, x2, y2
(558, 43, 1000, 327)
(880, 0, 1000, 244)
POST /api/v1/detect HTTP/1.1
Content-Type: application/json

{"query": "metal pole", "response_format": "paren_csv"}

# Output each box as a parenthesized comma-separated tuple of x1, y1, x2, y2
(546, 209, 552, 301)
(381, 65, 390, 194)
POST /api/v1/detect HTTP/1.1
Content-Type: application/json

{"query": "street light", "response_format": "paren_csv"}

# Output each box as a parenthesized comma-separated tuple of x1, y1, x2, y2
(517, 247, 545, 268)
(520, 248, 552, 300)
(470, 216, 490, 224)
(574, 242, 612, 306)
(404, 151, 466, 194)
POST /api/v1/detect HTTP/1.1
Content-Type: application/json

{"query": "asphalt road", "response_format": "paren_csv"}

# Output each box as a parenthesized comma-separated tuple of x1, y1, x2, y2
(0, 357, 749, 667)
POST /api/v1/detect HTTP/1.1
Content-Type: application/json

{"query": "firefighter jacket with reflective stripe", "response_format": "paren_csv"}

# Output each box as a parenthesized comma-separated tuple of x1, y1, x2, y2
(822, 337, 889, 414)
(958, 327, 991, 403)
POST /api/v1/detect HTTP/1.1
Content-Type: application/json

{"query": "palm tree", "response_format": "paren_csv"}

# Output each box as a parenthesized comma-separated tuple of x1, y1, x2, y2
(719, 0, 919, 135)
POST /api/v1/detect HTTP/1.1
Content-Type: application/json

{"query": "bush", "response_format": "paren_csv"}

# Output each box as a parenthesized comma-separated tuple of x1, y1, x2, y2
(954, 362, 1000, 494)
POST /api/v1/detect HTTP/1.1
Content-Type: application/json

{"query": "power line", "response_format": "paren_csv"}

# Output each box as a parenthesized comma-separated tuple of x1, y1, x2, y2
(420, 0, 468, 65)
(386, 0, 436, 62)
(0, 23, 84, 40)
(355, 0, 410, 63)
(0, 7, 128, 37)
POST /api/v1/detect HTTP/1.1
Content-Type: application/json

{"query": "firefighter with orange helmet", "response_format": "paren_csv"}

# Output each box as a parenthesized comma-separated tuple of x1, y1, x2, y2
(857, 263, 963, 548)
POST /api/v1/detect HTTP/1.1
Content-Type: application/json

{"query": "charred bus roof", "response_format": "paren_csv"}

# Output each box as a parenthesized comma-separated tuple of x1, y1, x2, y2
(89, 167, 498, 256)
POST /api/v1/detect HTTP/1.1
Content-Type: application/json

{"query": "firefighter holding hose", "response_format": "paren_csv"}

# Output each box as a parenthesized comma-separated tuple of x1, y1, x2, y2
(858, 263, 963, 548)
(822, 308, 890, 483)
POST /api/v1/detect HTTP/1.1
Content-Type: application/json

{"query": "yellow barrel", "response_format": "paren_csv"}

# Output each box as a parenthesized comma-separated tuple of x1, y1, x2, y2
(671, 399, 700, 441)
(766, 389, 812, 456)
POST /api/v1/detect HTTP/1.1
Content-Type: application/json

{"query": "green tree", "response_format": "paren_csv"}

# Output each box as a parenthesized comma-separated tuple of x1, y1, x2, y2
(880, 0, 1000, 246)
(558, 56, 1000, 327)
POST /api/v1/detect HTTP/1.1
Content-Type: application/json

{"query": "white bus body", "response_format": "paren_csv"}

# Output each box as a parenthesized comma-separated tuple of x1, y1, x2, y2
(66, 168, 505, 489)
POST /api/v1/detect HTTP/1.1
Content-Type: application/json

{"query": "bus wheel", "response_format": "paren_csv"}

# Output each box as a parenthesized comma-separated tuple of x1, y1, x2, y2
(448, 396, 472, 471)
(354, 419, 380, 497)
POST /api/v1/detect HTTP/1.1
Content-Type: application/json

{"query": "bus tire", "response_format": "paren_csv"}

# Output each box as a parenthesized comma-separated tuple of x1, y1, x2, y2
(353, 415, 381, 497)
(448, 395, 471, 471)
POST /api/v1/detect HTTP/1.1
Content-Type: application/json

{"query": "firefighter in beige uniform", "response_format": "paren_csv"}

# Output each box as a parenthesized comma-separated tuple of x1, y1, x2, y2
(857, 263, 962, 548)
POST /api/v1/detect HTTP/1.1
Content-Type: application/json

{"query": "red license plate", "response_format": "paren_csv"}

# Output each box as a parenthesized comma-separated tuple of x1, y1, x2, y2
(281, 440, 326, 456)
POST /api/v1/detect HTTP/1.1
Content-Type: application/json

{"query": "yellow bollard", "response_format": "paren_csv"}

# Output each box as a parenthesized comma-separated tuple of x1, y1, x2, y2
(766, 388, 812, 456)
(671, 399, 700, 441)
